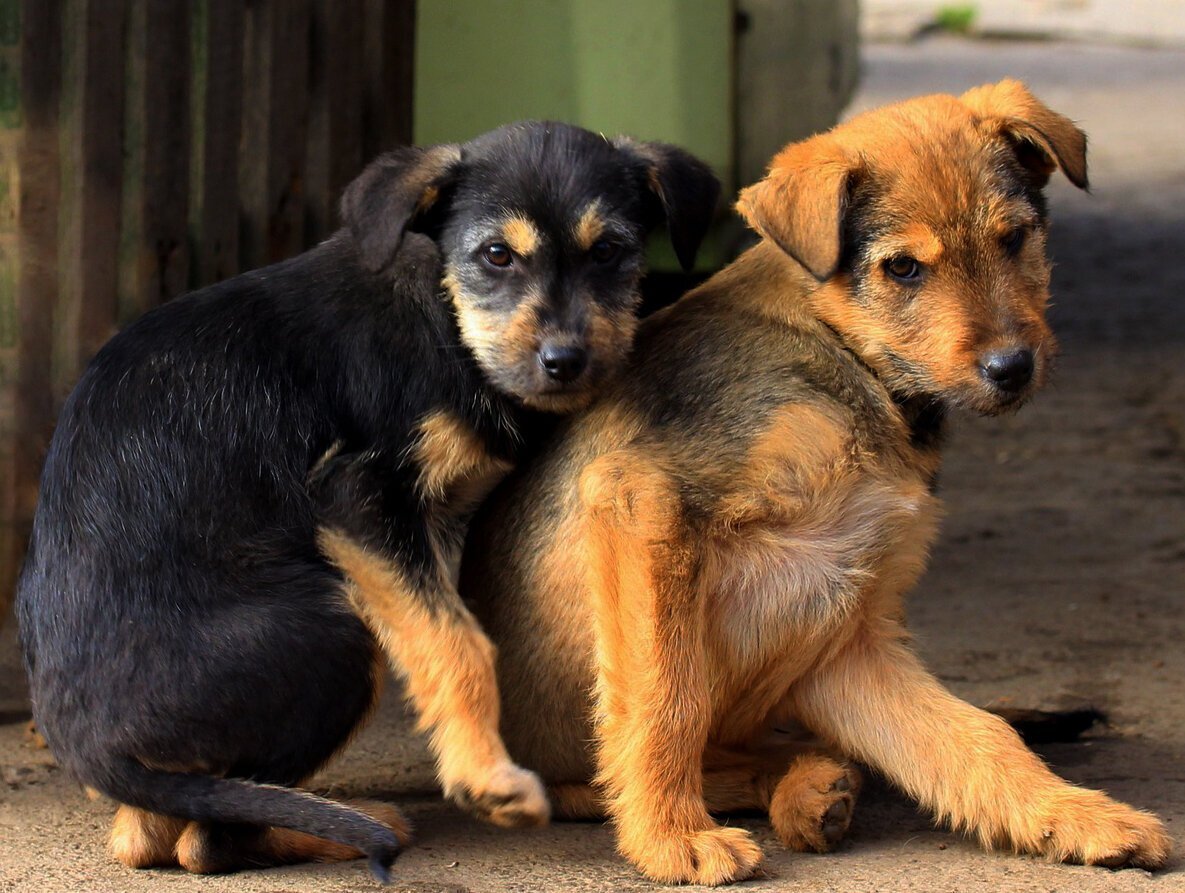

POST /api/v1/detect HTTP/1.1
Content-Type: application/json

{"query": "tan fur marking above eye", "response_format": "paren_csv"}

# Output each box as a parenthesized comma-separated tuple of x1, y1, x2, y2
(900, 224, 943, 265)
(574, 201, 605, 251)
(415, 410, 511, 502)
(874, 224, 944, 267)
(501, 214, 541, 256)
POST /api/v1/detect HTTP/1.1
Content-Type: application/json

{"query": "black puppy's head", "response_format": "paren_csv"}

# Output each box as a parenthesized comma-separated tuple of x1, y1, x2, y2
(341, 121, 719, 412)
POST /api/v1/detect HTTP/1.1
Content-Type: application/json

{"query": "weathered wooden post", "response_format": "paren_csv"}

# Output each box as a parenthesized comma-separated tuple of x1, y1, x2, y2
(0, 0, 415, 622)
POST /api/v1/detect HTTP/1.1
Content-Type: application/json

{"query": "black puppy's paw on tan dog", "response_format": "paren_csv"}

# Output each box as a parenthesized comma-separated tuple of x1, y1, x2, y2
(465, 80, 1170, 884)
(16, 122, 719, 878)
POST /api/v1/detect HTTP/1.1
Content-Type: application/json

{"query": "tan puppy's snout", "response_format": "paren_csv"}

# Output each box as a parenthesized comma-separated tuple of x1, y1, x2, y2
(978, 347, 1034, 394)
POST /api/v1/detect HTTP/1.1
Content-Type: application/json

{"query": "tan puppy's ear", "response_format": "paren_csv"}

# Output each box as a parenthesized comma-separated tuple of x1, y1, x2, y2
(736, 138, 858, 281)
(960, 78, 1088, 190)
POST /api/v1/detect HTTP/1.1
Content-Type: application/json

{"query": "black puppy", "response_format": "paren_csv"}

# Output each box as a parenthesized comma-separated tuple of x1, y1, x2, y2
(17, 121, 719, 879)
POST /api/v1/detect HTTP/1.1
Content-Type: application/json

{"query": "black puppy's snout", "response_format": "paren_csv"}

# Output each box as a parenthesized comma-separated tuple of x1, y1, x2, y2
(539, 343, 588, 383)
(980, 348, 1034, 392)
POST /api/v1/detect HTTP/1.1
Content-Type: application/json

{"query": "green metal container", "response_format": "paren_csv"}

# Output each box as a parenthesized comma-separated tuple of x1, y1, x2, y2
(414, 0, 734, 270)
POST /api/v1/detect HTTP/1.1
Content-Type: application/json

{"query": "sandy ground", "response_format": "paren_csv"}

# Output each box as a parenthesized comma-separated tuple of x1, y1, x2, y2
(2, 37, 1184, 893)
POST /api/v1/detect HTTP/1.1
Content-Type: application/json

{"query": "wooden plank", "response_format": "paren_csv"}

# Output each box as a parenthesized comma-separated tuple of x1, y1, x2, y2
(116, 0, 144, 323)
(0, 0, 28, 615)
(55, 0, 127, 402)
(142, 0, 192, 306)
(189, 0, 243, 287)
(362, 0, 415, 160)
(304, 0, 331, 243)
(240, 0, 311, 269)
(326, 1, 365, 211)
(306, 0, 364, 241)
(119, 0, 191, 322)
(10, 0, 63, 610)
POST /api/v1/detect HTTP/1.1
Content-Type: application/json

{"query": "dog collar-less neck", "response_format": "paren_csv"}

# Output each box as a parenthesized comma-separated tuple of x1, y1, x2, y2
(815, 317, 946, 450)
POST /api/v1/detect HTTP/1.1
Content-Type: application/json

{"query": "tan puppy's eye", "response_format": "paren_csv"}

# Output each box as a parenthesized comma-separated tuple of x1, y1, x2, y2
(482, 243, 513, 268)
(885, 256, 922, 283)
(1002, 227, 1027, 255)
(590, 240, 620, 264)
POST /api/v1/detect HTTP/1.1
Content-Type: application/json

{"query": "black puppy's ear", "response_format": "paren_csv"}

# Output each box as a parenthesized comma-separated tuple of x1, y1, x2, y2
(614, 138, 721, 271)
(340, 144, 462, 272)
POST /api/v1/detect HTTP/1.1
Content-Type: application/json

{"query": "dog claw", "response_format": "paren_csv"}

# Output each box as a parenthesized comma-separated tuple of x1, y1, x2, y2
(452, 763, 551, 828)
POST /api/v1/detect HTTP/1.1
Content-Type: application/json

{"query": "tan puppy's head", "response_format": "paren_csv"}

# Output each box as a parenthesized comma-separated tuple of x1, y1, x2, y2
(737, 79, 1088, 414)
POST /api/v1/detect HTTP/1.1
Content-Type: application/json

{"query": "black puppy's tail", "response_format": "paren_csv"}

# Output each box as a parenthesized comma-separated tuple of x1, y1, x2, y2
(89, 756, 400, 881)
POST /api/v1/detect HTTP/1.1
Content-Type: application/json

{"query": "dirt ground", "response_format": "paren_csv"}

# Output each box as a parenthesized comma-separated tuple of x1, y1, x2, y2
(2, 36, 1184, 893)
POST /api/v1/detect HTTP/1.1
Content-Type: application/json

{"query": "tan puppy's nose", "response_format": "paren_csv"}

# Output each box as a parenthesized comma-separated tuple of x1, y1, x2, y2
(979, 348, 1034, 392)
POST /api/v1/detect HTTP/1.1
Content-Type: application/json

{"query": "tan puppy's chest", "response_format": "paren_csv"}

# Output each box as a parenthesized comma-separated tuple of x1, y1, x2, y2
(704, 465, 940, 743)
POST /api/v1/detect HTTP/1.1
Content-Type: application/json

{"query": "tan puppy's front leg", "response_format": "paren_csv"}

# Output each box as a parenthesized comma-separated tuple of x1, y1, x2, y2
(791, 619, 1170, 868)
(582, 455, 763, 885)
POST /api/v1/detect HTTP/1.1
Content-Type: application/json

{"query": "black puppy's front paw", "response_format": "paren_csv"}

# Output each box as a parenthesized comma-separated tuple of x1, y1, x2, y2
(449, 762, 551, 828)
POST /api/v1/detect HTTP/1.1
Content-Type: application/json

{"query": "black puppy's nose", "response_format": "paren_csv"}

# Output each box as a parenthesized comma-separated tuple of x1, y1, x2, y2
(980, 349, 1034, 392)
(539, 343, 587, 383)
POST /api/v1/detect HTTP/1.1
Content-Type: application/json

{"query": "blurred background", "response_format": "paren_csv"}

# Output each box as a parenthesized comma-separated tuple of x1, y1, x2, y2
(0, 3, 1183, 891)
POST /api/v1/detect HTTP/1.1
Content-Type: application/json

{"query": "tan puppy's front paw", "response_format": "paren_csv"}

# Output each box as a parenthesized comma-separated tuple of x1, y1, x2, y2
(769, 756, 861, 853)
(452, 761, 551, 828)
(1026, 788, 1170, 869)
(626, 825, 763, 886)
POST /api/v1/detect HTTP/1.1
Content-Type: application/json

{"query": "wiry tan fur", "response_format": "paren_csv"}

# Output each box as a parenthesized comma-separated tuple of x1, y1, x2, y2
(319, 529, 549, 829)
(573, 201, 605, 250)
(466, 81, 1169, 884)
(415, 410, 513, 506)
(501, 214, 541, 257)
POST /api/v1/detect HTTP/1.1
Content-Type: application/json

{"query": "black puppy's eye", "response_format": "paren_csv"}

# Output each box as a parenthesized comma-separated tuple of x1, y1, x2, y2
(589, 240, 620, 264)
(482, 243, 513, 268)
(885, 256, 922, 283)
(1002, 227, 1027, 255)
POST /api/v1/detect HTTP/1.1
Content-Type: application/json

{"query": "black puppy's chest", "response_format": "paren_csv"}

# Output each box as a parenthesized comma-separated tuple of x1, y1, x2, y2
(412, 407, 516, 515)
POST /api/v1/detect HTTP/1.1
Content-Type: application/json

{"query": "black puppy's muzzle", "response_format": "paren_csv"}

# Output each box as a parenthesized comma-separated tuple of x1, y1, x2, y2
(538, 341, 588, 384)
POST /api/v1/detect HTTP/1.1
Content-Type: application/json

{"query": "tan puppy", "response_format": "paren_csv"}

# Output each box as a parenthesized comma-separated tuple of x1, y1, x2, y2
(462, 80, 1171, 884)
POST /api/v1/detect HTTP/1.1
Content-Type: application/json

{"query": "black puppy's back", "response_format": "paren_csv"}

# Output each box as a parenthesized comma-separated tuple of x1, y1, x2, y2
(17, 233, 475, 875)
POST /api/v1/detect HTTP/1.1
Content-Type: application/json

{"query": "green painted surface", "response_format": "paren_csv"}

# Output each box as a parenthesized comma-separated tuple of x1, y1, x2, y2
(415, 0, 734, 270)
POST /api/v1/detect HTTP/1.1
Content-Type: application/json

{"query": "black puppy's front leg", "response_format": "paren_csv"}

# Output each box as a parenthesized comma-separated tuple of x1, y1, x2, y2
(309, 445, 550, 829)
